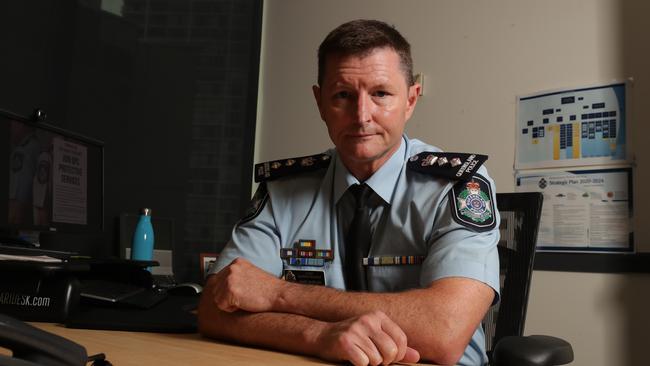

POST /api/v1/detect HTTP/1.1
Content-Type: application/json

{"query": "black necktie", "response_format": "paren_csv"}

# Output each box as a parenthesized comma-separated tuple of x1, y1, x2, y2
(344, 184, 373, 291)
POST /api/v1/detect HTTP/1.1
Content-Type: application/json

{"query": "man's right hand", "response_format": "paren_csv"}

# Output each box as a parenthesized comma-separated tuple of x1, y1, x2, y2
(209, 257, 287, 313)
(311, 310, 420, 366)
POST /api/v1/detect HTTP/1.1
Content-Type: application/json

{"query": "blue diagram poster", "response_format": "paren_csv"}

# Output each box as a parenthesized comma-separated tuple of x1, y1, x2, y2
(516, 83, 627, 169)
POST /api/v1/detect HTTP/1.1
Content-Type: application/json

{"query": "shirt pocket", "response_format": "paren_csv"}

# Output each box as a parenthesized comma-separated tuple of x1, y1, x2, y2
(366, 264, 422, 292)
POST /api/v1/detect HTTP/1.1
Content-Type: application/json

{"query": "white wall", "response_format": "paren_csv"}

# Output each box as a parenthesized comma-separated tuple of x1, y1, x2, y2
(256, 1, 650, 365)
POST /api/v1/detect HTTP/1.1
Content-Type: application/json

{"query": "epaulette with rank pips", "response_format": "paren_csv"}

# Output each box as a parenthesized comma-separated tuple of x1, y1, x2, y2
(407, 152, 488, 181)
(254, 153, 332, 182)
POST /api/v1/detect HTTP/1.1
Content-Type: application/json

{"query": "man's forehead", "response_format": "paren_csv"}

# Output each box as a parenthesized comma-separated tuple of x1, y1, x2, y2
(325, 46, 398, 66)
(321, 48, 405, 84)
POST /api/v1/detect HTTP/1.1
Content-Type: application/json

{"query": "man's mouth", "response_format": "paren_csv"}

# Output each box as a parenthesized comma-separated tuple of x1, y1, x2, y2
(349, 132, 374, 138)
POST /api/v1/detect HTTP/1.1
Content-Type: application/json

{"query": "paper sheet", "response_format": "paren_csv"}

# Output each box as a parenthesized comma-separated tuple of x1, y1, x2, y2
(515, 168, 632, 252)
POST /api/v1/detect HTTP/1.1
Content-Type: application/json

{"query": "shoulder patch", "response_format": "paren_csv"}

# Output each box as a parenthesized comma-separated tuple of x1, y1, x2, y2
(254, 153, 331, 182)
(238, 183, 269, 225)
(448, 174, 496, 232)
(407, 152, 487, 181)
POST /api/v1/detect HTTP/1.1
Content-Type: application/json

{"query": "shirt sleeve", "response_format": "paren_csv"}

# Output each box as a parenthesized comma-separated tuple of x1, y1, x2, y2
(419, 169, 501, 302)
(211, 184, 284, 277)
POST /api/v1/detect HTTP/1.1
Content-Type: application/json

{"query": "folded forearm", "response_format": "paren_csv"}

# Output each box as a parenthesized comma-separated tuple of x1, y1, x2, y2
(275, 278, 490, 363)
(276, 281, 425, 327)
(201, 261, 492, 364)
(198, 298, 325, 357)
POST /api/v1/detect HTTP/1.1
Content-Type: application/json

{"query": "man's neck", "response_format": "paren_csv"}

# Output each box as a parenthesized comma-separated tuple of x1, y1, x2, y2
(340, 144, 401, 182)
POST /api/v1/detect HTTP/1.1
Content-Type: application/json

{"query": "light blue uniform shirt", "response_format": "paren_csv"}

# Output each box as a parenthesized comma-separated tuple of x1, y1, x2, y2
(214, 135, 500, 365)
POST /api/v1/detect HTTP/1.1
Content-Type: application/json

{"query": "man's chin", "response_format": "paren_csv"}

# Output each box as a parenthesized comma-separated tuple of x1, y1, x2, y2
(344, 148, 389, 164)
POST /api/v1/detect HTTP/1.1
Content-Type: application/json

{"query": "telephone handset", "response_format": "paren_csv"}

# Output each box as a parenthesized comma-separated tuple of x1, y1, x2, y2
(0, 314, 87, 366)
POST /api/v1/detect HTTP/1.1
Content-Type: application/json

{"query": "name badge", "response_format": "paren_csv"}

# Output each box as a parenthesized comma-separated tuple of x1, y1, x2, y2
(283, 269, 325, 286)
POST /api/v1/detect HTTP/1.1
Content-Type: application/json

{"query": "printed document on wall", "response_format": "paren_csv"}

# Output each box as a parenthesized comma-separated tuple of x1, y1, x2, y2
(516, 83, 627, 170)
(515, 168, 632, 252)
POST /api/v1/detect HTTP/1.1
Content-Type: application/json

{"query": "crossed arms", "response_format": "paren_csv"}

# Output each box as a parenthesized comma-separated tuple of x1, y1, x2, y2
(197, 257, 494, 366)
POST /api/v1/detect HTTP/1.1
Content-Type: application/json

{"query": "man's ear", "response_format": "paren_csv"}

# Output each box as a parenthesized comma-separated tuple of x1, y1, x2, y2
(312, 85, 326, 121)
(404, 83, 421, 120)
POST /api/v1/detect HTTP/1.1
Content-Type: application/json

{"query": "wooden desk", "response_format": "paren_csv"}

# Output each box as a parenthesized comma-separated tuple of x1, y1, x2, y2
(27, 323, 436, 365)
(32, 323, 331, 366)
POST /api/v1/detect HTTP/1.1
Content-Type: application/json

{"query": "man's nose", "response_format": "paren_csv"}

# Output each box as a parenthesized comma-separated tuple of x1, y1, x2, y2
(355, 93, 372, 123)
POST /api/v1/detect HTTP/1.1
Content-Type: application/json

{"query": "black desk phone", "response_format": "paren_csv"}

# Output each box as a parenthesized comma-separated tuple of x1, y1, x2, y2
(0, 314, 108, 366)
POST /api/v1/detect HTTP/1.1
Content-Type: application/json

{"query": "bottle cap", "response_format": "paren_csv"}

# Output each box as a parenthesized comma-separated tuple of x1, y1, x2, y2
(141, 208, 152, 216)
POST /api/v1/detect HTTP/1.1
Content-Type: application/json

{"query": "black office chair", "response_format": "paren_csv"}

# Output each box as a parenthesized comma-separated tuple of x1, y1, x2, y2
(482, 192, 574, 366)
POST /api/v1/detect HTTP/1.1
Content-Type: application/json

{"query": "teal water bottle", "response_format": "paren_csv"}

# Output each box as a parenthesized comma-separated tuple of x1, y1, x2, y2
(131, 208, 155, 269)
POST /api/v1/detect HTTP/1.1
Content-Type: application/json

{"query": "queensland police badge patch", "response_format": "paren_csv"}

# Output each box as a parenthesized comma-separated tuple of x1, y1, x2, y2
(448, 174, 496, 231)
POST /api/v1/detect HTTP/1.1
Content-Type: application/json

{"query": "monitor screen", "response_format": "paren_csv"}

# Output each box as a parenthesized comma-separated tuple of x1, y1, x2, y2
(0, 109, 104, 248)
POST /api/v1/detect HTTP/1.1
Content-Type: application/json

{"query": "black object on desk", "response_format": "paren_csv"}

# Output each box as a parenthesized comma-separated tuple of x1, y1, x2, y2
(65, 293, 198, 333)
(0, 255, 88, 323)
(79, 280, 168, 309)
(0, 246, 158, 323)
(74, 257, 171, 309)
(80, 279, 147, 303)
(0, 313, 88, 366)
(1, 247, 197, 333)
(68, 258, 197, 333)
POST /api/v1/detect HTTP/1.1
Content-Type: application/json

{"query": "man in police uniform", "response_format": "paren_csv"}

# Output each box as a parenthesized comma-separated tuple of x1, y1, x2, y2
(198, 20, 500, 366)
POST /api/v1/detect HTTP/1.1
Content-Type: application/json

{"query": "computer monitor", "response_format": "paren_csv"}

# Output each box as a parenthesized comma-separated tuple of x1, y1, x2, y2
(0, 108, 104, 253)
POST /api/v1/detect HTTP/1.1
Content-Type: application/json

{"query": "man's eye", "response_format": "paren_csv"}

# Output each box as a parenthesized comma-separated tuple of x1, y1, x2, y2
(374, 91, 389, 98)
(334, 91, 350, 99)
